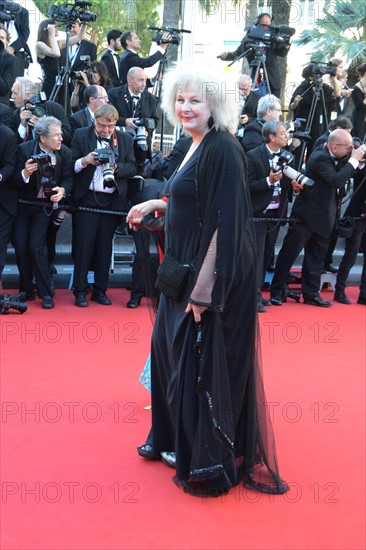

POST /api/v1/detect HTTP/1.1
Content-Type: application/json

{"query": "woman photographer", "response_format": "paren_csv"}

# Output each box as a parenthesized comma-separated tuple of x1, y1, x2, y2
(70, 60, 111, 111)
(351, 63, 366, 141)
(35, 18, 87, 99)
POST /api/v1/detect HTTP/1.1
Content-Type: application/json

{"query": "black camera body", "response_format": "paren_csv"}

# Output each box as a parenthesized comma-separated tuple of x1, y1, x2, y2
(0, 1, 21, 23)
(246, 24, 295, 50)
(312, 61, 337, 77)
(134, 118, 156, 131)
(94, 148, 117, 188)
(24, 95, 47, 118)
(48, 0, 96, 26)
(71, 54, 92, 81)
(153, 31, 179, 46)
(30, 153, 57, 198)
(291, 118, 312, 143)
(94, 147, 114, 165)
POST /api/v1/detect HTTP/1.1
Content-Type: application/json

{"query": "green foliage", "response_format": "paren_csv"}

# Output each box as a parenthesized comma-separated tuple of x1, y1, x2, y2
(295, 0, 366, 65)
(33, 0, 161, 55)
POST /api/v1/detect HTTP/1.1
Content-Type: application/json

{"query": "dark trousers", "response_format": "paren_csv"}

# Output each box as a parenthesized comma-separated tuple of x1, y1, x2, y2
(254, 220, 280, 298)
(336, 220, 366, 296)
(73, 210, 119, 293)
(271, 222, 330, 298)
(12, 205, 53, 297)
(0, 207, 14, 278)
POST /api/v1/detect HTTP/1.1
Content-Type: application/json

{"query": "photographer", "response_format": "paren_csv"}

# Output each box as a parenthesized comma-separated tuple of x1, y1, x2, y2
(35, 18, 88, 100)
(270, 129, 365, 307)
(108, 67, 158, 174)
(237, 74, 259, 127)
(11, 77, 73, 146)
(119, 30, 170, 86)
(241, 93, 282, 152)
(69, 84, 108, 130)
(218, 13, 290, 98)
(70, 60, 111, 112)
(12, 116, 73, 309)
(0, 24, 17, 105)
(247, 121, 302, 312)
(1, 0, 32, 77)
(71, 103, 136, 307)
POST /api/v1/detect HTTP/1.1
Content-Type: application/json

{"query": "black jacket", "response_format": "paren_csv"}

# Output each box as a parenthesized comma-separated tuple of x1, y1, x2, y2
(69, 107, 93, 131)
(60, 40, 97, 72)
(119, 49, 164, 85)
(0, 123, 18, 215)
(0, 103, 15, 131)
(0, 50, 17, 106)
(100, 49, 121, 88)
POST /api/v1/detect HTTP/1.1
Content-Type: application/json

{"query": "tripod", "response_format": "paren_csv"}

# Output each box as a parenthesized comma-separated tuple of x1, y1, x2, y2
(49, 24, 73, 114)
(228, 44, 272, 95)
(295, 76, 329, 170)
(151, 51, 169, 151)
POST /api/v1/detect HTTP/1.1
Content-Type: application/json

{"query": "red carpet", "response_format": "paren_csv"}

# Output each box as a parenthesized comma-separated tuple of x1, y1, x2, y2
(0, 287, 365, 549)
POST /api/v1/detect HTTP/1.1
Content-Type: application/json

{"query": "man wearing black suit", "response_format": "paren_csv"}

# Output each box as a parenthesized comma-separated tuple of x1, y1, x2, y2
(0, 123, 17, 291)
(218, 13, 290, 99)
(241, 93, 282, 153)
(69, 85, 109, 131)
(0, 103, 15, 130)
(0, 26, 17, 106)
(100, 29, 122, 88)
(119, 30, 169, 85)
(108, 67, 158, 173)
(12, 116, 73, 309)
(270, 129, 366, 307)
(238, 75, 259, 125)
(71, 104, 136, 307)
(11, 77, 73, 146)
(4, 1, 32, 77)
(247, 121, 301, 312)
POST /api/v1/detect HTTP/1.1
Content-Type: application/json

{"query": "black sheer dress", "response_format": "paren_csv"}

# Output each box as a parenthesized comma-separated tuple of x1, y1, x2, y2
(144, 129, 288, 497)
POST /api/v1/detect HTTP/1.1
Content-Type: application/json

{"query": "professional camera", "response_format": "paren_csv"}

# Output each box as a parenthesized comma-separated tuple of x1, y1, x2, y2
(289, 118, 312, 143)
(71, 54, 92, 81)
(24, 95, 47, 118)
(311, 61, 337, 77)
(134, 118, 155, 152)
(352, 138, 366, 163)
(245, 24, 295, 49)
(275, 150, 314, 187)
(0, 1, 21, 23)
(94, 147, 116, 188)
(30, 153, 57, 198)
(148, 24, 191, 47)
(48, 0, 96, 25)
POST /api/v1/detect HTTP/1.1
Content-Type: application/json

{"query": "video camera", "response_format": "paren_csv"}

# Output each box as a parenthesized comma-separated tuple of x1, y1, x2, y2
(94, 147, 116, 188)
(134, 118, 155, 152)
(0, 1, 21, 23)
(48, 0, 96, 25)
(148, 25, 191, 47)
(71, 54, 91, 81)
(311, 61, 337, 77)
(275, 150, 314, 187)
(30, 152, 57, 198)
(245, 24, 295, 49)
(24, 95, 47, 118)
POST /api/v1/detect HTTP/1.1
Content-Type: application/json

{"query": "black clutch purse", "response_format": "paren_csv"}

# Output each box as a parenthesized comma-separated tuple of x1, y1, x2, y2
(140, 213, 165, 232)
(155, 249, 193, 301)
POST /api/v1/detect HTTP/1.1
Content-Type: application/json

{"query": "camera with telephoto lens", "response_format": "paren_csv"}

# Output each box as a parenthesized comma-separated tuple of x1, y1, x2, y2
(275, 150, 314, 187)
(0, 1, 21, 23)
(30, 152, 57, 198)
(48, 0, 96, 25)
(71, 55, 91, 81)
(134, 118, 155, 152)
(24, 95, 47, 118)
(94, 148, 116, 188)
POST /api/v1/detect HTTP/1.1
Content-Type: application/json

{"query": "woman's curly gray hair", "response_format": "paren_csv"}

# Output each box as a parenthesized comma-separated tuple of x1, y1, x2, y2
(161, 64, 241, 134)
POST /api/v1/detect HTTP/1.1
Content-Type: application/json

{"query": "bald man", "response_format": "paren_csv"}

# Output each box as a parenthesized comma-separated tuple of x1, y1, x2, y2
(270, 129, 365, 306)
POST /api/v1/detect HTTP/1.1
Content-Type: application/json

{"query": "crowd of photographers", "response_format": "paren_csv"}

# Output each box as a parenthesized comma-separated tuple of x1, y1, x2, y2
(0, 3, 365, 313)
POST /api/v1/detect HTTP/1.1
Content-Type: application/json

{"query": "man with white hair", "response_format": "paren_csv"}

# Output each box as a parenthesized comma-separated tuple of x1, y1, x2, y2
(241, 93, 282, 152)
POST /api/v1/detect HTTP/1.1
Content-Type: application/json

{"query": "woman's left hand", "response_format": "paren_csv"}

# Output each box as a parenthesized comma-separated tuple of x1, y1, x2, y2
(185, 302, 206, 323)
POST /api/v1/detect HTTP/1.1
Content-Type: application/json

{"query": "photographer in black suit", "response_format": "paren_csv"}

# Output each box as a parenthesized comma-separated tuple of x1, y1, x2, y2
(0, 25, 17, 105)
(241, 93, 282, 152)
(119, 30, 169, 85)
(0, 123, 17, 292)
(11, 77, 73, 146)
(12, 116, 73, 309)
(71, 103, 136, 307)
(247, 121, 302, 312)
(3, 0, 32, 76)
(0, 102, 14, 130)
(108, 67, 158, 174)
(100, 29, 122, 88)
(270, 129, 366, 307)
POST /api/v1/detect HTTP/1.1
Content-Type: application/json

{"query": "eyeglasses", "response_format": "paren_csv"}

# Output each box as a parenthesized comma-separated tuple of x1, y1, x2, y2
(95, 121, 115, 129)
(94, 96, 108, 100)
(47, 133, 63, 138)
(335, 143, 353, 148)
(272, 108, 282, 112)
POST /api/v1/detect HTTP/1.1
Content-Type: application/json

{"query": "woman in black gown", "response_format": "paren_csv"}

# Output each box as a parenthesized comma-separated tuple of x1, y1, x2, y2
(351, 63, 366, 141)
(127, 66, 288, 497)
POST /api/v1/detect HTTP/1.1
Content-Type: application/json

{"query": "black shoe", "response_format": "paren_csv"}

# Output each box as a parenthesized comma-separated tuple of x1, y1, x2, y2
(303, 295, 332, 307)
(137, 444, 160, 460)
(160, 451, 176, 469)
(357, 294, 366, 305)
(49, 264, 57, 275)
(127, 295, 142, 309)
(91, 291, 112, 305)
(324, 264, 338, 274)
(14, 291, 35, 301)
(270, 294, 283, 306)
(334, 291, 351, 305)
(75, 292, 88, 307)
(261, 298, 272, 306)
(257, 302, 266, 313)
(42, 296, 54, 309)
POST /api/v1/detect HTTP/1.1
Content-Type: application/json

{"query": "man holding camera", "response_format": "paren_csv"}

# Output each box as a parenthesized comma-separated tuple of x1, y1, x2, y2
(11, 77, 73, 145)
(270, 129, 366, 307)
(2, 0, 32, 77)
(71, 103, 136, 307)
(247, 121, 302, 312)
(59, 20, 96, 95)
(108, 67, 158, 175)
(12, 116, 72, 309)
(218, 13, 290, 99)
